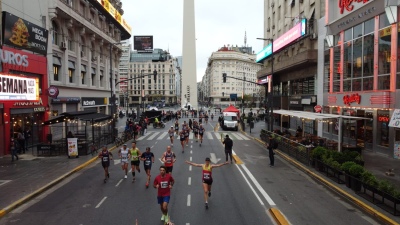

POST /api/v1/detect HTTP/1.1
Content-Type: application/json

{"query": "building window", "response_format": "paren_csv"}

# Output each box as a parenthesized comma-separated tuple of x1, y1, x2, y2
(68, 69, 74, 83)
(323, 50, 330, 93)
(68, 30, 74, 51)
(378, 26, 391, 77)
(52, 21, 59, 45)
(81, 65, 86, 85)
(91, 67, 96, 86)
(377, 110, 389, 147)
(53, 65, 60, 81)
(100, 70, 103, 87)
(333, 46, 341, 92)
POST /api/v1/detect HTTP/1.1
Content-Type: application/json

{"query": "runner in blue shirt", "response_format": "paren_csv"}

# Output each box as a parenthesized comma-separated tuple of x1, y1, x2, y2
(141, 147, 155, 188)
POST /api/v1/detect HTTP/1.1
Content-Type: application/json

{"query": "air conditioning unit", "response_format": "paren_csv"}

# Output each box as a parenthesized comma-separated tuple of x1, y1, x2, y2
(271, 2, 274, 7)
(272, 25, 275, 29)
(299, 0, 303, 3)
(60, 42, 66, 50)
(310, 33, 317, 40)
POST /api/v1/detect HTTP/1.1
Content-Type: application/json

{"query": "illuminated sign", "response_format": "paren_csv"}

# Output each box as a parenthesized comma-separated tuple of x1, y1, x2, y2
(338, 0, 369, 14)
(0, 49, 29, 67)
(256, 19, 306, 62)
(378, 116, 389, 122)
(96, 0, 132, 35)
(0, 74, 38, 100)
(343, 93, 361, 106)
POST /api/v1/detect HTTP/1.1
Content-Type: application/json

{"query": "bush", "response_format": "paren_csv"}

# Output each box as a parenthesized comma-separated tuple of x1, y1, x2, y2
(361, 171, 379, 187)
(348, 164, 365, 178)
(341, 161, 357, 174)
(330, 161, 342, 171)
(311, 146, 328, 160)
(342, 150, 360, 162)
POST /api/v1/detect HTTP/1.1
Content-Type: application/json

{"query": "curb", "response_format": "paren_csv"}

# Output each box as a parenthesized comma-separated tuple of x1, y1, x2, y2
(252, 137, 398, 225)
(269, 208, 290, 225)
(0, 145, 116, 219)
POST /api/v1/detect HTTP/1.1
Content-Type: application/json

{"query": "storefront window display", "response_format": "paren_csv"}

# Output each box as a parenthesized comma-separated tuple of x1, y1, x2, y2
(324, 49, 330, 93)
(333, 46, 341, 92)
(377, 110, 389, 147)
(364, 111, 373, 146)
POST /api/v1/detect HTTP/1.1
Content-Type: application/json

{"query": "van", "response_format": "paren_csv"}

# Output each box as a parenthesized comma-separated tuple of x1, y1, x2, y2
(222, 112, 238, 131)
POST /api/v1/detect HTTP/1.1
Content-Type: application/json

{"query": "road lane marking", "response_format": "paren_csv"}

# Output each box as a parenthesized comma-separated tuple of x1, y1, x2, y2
(190, 150, 193, 154)
(237, 132, 250, 140)
(189, 165, 192, 171)
(147, 132, 159, 140)
(115, 179, 123, 187)
(241, 165, 276, 206)
(206, 132, 213, 139)
(188, 177, 191, 186)
(235, 164, 264, 206)
(230, 132, 243, 140)
(95, 196, 107, 208)
(189, 133, 193, 139)
(187, 194, 191, 206)
(157, 132, 168, 140)
(190, 157, 192, 161)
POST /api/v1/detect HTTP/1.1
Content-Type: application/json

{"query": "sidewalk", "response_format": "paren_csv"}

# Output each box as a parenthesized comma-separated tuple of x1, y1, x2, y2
(242, 120, 400, 224)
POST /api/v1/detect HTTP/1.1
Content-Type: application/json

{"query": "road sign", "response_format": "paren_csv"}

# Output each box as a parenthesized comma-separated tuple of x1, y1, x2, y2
(314, 105, 322, 113)
(230, 94, 237, 99)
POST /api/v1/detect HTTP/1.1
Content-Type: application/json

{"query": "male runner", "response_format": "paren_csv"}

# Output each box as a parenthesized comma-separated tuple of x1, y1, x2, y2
(185, 158, 228, 209)
(154, 165, 175, 224)
(168, 126, 175, 146)
(119, 143, 130, 179)
(98, 145, 113, 183)
(161, 146, 176, 174)
(179, 129, 185, 153)
(193, 121, 199, 142)
(184, 124, 190, 147)
(141, 147, 154, 188)
(174, 120, 179, 136)
(198, 124, 205, 146)
(130, 142, 141, 182)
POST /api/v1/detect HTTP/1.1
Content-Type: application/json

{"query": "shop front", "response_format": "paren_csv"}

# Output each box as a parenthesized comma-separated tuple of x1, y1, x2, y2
(82, 97, 108, 114)
(0, 47, 49, 156)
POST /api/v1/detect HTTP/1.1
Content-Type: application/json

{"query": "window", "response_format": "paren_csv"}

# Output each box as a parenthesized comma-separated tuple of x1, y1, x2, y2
(378, 26, 391, 76)
(52, 21, 59, 45)
(68, 30, 74, 51)
(53, 65, 60, 81)
(81, 65, 86, 85)
(323, 50, 330, 93)
(333, 46, 341, 92)
(68, 68, 74, 83)
(100, 70, 103, 87)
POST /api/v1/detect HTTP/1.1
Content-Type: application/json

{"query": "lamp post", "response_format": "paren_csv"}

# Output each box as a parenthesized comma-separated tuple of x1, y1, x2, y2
(257, 38, 274, 132)
(140, 69, 144, 115)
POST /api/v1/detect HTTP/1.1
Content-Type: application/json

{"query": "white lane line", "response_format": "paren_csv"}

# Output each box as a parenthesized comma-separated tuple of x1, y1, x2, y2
(159, 158, 163, 163)
(187, 194, 191, 206)
(147, 132, 159, 140)
(189, 133, 194, 139)
(189, 165, 192, 171)
(237, 132, 250, 140)
(188, 177, 191, 186)
(241, 164, 276, 206)
(206, 132, 213, 139)
(230, 132, 243, 140)
(190, 150, 193, 154)
(115, 179, 123, 187)
(95, 196, 107, 208)
(214, 132, 222, 140)
(157, 132, 168, 140)
(190, 156, 192, 161)
(186, 223, 190, 225)
(235, 164, 264, 206)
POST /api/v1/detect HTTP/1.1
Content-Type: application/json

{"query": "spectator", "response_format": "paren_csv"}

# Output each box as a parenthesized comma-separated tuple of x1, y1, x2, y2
(17, 129, 25, 154)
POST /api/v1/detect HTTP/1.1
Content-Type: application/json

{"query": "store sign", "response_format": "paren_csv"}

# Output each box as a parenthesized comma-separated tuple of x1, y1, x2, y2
(0, 74, 39, 100)
(378, 116, 389, 122)
(343, 93, 361, 106)
(33, 107, 45, 112)
(47, 85, 59, 98)
(2, 12, 48, 55)
(96, 0, 132, 35)
(81, 97, 106, 106)
(339, 0, 370, 14)
(0, 49, 29, 67)
(314, 105, 322, 113)
(51, 97, 80, 104)
(389, 109, 400, 128)
(13, 97, 43, 106)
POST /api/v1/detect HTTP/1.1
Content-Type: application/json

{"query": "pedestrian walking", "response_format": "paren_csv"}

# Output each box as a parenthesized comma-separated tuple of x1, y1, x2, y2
(222, 135, 234, 163)
(185, 158, 228, 209)
(141, 147, 154, 188)
(98, 145, 113, 183)
(119, 144, 130, 178)
(268, 135, 276, 167)
(17, 129, 25, 154)
(161, 146, 176, 174)
(130, 142, 141, 182)
(153, 165, 175, 224)
(10, 138, 18, 162)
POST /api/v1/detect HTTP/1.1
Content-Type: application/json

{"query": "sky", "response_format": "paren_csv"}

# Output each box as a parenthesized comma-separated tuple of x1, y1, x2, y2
(121, 0, 264, 82)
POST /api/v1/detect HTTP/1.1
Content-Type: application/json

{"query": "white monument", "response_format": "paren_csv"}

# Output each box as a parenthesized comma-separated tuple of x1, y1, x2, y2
(181, 0, 198, 110)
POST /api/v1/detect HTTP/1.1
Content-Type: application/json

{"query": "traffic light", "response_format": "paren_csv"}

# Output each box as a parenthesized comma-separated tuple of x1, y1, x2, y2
(222, 73, 227, 83)
(153, 70, 157, 81)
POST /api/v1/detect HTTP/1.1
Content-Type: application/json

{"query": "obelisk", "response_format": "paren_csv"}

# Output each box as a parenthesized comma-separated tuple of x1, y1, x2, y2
(181, 0, 198, 110)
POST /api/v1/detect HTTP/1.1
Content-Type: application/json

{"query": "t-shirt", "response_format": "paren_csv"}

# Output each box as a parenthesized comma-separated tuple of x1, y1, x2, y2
(120, 148, 129, 162)
(163, 151, 175, 167)
(202, 164, 212, 181)
(141, 151, 154, 166)
(154, 174, 174, 197)
(130, 148, 140, 161)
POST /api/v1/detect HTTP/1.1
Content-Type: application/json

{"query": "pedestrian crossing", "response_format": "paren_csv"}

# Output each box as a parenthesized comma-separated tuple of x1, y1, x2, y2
(136, 131, 250, 141)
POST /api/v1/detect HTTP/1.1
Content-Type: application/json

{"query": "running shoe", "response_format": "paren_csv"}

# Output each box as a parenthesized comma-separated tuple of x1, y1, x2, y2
(208, 191, 211, 197)
(164, 214, 169, 223)
(146, 182, 149, 188)
(186, 144, 188, 147)
(196, 140, 198, 142)
(161, 214, 165, 221)
(205, 203, 209, 209)
(182, 150, 184, 153)
(138, 169, 141, 173)
(124, 175, 127, 179)
(107, 173, 110, 178)
(199, 143, 201, 147)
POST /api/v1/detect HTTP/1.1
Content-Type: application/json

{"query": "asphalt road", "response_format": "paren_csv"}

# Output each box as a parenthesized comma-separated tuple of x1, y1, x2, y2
(0, 118, 383, 225)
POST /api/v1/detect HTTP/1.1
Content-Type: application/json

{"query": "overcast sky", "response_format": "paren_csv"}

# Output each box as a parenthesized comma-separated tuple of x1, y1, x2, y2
(121, 0, 264, 82)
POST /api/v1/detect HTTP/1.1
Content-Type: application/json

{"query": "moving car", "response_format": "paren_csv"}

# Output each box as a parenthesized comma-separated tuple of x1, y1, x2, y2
(222, 112, 238, 131)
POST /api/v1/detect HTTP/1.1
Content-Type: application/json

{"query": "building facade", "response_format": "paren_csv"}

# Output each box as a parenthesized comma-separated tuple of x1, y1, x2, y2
(127, 49, 177, 108)
(205, 46, 262, 108)
(257, 0, 324, 132)
(322, 0, 400, 158)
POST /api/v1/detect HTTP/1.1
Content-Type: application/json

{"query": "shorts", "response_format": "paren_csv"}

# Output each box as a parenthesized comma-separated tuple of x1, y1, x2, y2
(165, 166, 173, 173)
(131, 160, 140, 166)
(144, 165, 152, 171)
(102, 162, 110, 168)
(194, 132, 198, 135)
(203, 179, 213, 185)
(157, 196, 170, 204)
(175, 128, 179, 131)
(199, 133, 204, 137)
(180, 138, 185, 142)
(121, 159, 129, 165)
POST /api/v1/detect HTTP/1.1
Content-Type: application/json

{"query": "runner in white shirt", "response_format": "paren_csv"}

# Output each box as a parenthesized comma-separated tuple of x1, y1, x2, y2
(119, 143, 131, 179)
(168, 126, 175, 146)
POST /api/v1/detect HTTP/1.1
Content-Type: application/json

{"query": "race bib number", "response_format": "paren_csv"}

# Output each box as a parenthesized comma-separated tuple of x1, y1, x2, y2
(166, 159, 171, 163)
(122, 157, 127, 160)
(145, 160, 151, 165)
(203, 173, 210, 180)
(102, 157, 108, 162)
(160, 181, 168, 188)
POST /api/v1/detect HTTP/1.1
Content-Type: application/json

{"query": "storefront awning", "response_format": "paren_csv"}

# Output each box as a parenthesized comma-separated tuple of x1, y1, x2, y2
(42, 111, 111, 125)
(68, 61, 75, 69)
(53, 56, 61, 66)
(76, 113, 111, 122)
(81, 65, 86, 72)
(273, 109, 368, 121)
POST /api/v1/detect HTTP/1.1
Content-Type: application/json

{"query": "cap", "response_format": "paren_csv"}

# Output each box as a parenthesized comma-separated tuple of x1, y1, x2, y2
(205, 157, 211, 161)
(171, 126, 174, 128)
(123, 143, 127, 146)
(225, 135, 229, 138)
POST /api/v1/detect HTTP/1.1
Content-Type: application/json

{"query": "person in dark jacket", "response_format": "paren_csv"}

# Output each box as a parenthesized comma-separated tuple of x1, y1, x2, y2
(267, 135, 275, 167)
(222, 135, 234, 164)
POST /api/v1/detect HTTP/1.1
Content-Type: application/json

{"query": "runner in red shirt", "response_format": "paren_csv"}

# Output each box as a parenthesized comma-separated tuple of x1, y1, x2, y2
(154, 165, 175, 224)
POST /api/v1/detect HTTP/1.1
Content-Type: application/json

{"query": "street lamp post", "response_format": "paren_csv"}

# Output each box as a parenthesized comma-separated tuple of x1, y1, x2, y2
(257, 38, 274, 132)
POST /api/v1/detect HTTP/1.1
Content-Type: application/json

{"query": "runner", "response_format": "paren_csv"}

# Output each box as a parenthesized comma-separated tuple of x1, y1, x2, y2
(211, 113, 214, 121)
(161, 146, 176, 174)
(184, 124, 190, 147)
(193, 121, 199, 142)
(179, 129, 185, 153)
(174, 120, 179, 136)
(168, 126, 175, 146)
(98, 145, 113, 183)
(153, 165, 175, 224)
(205, 114, 209, 124)
(130, 142, 141, 182)
(185, 158, 229, 209)
(141, 147, 155, 188)
(198, 124, 205, 146)
(119, 143, 130, 179)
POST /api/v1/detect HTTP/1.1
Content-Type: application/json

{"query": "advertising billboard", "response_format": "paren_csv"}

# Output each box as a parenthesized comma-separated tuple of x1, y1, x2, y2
(134, 36, 153, 51)
(2, 12, 48, 56)
(0, 74, 39, 100)
(256, 19, 306, 62)
(96, 0, 132, 35)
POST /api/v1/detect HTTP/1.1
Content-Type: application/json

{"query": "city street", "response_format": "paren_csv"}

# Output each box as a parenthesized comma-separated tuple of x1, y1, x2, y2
(0, 114, 384, 225)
